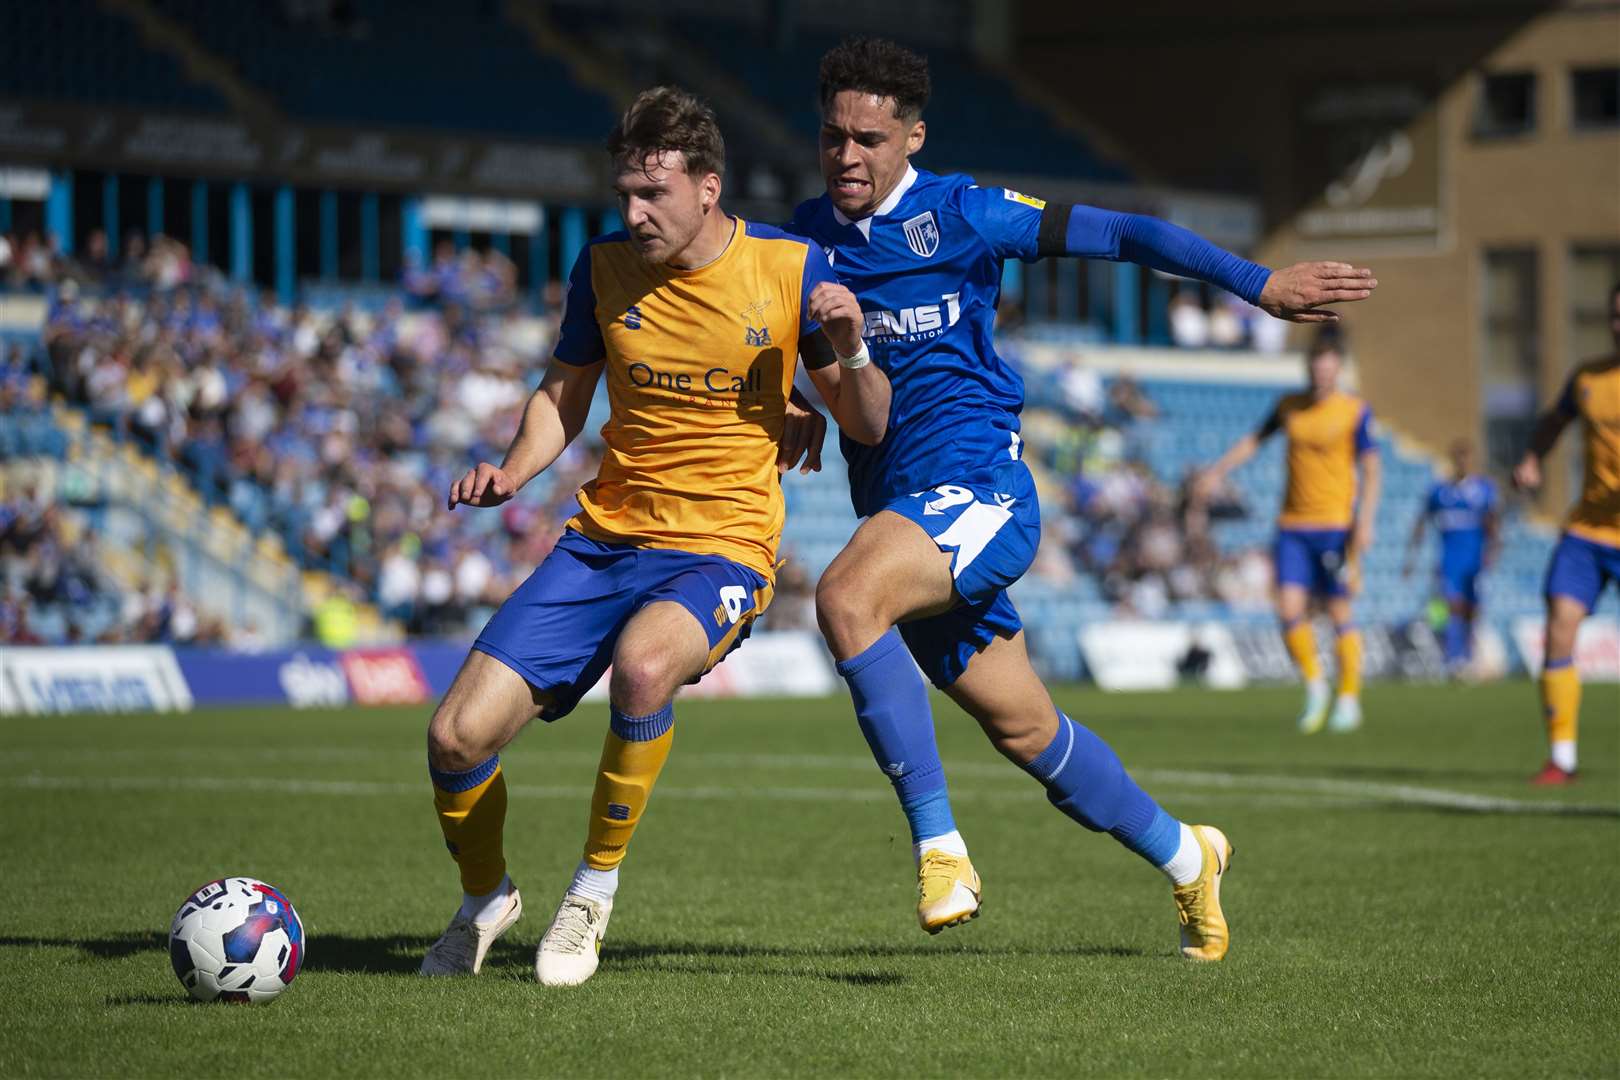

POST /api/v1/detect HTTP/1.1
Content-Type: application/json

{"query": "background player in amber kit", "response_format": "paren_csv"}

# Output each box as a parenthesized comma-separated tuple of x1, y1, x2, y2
(1513, 283, 1620, 785)
(417, 87, 889, 984)
(1199, 342, 1382, 734)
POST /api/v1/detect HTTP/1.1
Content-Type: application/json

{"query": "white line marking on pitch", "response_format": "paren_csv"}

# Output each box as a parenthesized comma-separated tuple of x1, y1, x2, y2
(0, 771, 1613, 817)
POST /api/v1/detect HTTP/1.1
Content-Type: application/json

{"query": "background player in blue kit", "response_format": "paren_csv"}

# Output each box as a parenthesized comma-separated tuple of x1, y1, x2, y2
(792, 38, 1379, 960)
(1404, 439, 1499, 675)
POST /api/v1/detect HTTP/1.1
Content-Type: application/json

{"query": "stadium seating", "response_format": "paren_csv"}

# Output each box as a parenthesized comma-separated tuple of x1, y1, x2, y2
(0, 0, 226, 112)
(146, 0, 619, 139)
(547, 8, 1131, 182)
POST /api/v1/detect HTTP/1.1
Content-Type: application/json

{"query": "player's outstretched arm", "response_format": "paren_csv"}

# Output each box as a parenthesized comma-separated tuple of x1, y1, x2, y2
(1039, 203, 1376, 322)
(448, 359, 604, 510)
(1513, 400, 1576, 491)
(1193, 432, 1261, 502)
(804, 282, 890, 445)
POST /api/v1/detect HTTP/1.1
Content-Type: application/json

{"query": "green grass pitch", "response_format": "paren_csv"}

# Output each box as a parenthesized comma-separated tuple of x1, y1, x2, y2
(2, 680, 1617, 1078)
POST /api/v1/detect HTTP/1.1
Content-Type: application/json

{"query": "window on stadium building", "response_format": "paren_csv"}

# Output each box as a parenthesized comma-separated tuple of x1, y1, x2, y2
(1481, 249, 1539, 472)
(1571, 67, 1620, 130)
(1473, 72, 1537, 138)
(1570, 246, 1620, 361)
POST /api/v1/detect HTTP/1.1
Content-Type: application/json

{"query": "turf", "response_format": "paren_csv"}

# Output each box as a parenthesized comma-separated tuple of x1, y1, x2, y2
(1, 680, 1616, 1078)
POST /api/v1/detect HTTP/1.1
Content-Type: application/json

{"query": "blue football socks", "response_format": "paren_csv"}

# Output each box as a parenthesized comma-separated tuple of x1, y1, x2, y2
(1022, 712, 1182, 868)
(836, 629, 957, 844)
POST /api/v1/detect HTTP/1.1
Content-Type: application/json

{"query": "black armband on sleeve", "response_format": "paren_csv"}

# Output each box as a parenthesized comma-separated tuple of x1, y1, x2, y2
(799, 332, 838, 371)
(1037, 203, 1074, 258)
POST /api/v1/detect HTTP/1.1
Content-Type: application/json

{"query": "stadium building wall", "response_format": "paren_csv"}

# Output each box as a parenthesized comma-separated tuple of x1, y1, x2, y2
(1015, 1, 1620, 515)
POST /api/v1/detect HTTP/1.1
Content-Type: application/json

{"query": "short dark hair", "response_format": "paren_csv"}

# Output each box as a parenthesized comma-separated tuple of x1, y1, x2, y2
(607, 86, 725, 178)
(1307, 338, 1343, 361)
(818, 36, 931, 120)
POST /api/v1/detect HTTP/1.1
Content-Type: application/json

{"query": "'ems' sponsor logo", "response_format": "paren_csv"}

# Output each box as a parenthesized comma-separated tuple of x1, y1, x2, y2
(864, 293, 961, 342)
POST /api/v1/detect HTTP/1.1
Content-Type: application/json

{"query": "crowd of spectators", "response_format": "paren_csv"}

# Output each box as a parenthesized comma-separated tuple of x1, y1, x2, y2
(0, 479, 237, 645)
(1167, 285, 1290, 353)
(403, 239, 520, 313)
(1025, 369, 1275, 617)
(28, 230, 602, 638)
(10, 221, 1295, 643)
(1, 228, 201, 293)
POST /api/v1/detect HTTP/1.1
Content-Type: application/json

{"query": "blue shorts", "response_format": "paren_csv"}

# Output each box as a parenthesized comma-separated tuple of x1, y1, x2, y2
(885, 459, 1040, 688)
(1544, 532, 1620, 611)
(1274, 528, 1351, 598)
(472, 529, 771, 721)
(1439, 557, 1484, 606)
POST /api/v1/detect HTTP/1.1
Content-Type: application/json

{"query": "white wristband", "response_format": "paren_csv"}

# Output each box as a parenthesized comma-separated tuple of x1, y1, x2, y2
(837, 341, 871, 370)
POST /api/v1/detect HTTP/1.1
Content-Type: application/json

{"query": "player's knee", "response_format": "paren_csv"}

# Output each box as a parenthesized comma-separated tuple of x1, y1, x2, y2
(609, 649, 683, 713)
(815, 567, 876, 648)
(1545, 614, 1581, 657)
(427, 709, 488, 773)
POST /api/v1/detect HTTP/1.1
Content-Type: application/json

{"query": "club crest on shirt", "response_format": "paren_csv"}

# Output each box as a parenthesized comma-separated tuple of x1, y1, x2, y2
(902, 211, 940, 258)
(740, 297, 772, 346)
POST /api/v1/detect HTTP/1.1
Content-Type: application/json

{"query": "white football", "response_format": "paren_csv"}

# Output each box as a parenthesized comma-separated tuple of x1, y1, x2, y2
(168, 877, 305, 1003)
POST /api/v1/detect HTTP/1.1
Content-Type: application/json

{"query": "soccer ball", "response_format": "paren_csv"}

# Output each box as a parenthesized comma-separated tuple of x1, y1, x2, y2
(168, 877, 305, 1003)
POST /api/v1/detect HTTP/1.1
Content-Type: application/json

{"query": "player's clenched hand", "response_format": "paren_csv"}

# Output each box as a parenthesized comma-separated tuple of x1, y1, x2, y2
(809, 282, 866, 359)
(448, 462, 515, 510)
(779, 387, 827, 475)
(1259, 262, 1378, 323)
(1512, 455, 1542, 492)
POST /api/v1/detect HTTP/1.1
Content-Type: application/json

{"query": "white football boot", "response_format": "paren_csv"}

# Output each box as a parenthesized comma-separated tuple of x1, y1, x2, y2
(419, 885, 523, 976)
(535, 893, 613, 986)
(1327, 693, 1363, 733)
(1296, 678, 1332, 735)
(917, 850, 982, 934)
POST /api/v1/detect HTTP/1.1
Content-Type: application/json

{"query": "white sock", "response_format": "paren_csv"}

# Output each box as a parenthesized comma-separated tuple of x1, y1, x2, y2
(1158, 824, 1204, 886)
(1550, 740, 1577, 773)
(569, 861, 619, 904)
(913, 829, 969, 863)
(459, 874, 512, 924)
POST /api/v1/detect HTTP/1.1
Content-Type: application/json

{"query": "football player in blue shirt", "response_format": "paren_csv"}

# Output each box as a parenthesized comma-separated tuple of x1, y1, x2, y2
(792, 37, 1378, 961)
(1404, 439, 1499, 674)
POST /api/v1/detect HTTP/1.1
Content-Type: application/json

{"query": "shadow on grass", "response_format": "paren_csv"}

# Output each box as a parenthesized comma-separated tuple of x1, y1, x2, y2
(605, 940, 1143, 962)
(3, 932, 1145, 988)
(0, 930, 423, 975)
(104, 992, 202, 1006)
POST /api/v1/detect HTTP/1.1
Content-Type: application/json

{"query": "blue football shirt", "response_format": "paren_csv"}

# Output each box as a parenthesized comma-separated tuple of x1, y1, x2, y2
(790, 166, 1050, 517)
(1427, 476, 1497, 568)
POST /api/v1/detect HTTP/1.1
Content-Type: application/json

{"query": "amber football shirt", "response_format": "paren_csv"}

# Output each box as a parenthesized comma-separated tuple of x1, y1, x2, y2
(552, 219, 835, 580)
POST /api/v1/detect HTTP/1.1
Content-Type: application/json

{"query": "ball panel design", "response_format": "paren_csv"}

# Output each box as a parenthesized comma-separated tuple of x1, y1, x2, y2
(167, 876, 303, 1004)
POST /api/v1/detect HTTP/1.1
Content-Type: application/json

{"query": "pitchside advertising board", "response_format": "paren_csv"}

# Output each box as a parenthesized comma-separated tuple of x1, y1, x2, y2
(0, 632, 839, 715)
(1077, 617, 1564, 690)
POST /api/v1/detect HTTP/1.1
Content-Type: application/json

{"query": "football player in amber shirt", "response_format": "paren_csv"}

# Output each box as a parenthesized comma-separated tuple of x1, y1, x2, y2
(416, 87, 891, 984)
(1514, 282, 1620, 785)
(1199, 342, 1382, 735)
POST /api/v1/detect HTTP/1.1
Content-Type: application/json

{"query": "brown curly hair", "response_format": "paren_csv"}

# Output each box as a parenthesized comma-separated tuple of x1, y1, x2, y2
(607, 86, 726, 178)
